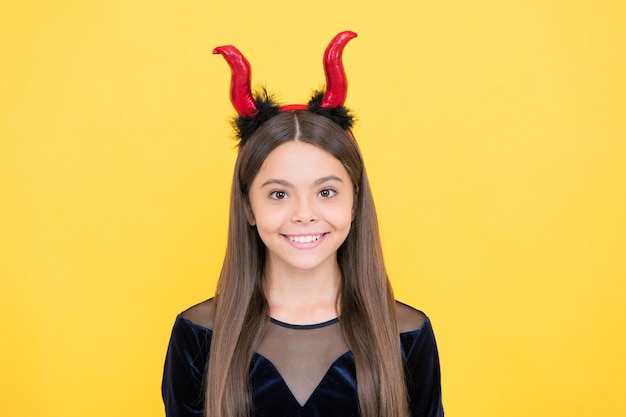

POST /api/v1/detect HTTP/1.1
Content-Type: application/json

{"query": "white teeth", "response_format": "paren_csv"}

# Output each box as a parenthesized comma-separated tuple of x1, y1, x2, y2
(289, 235, 321, 243)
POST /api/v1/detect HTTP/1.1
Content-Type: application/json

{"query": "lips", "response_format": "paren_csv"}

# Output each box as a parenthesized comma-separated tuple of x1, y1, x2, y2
(288, 234, 322, 243)
(283, 233, 327, 249)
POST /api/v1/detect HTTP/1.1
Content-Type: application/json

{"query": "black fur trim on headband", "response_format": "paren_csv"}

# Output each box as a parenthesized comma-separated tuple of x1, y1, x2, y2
(233, 89, 356, 147)
(307, 90, 355, 131)
(233, 88, 281, 147)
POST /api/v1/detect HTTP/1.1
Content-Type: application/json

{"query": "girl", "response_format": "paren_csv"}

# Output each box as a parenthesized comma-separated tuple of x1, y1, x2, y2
(162, 31, 443, 417)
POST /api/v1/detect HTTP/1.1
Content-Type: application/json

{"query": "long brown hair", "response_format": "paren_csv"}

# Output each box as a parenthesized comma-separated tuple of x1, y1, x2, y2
(206, 111, 409, 417)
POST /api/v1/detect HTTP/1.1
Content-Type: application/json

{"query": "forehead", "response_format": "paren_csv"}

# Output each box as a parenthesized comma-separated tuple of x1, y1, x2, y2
(254, 141, 350, 183)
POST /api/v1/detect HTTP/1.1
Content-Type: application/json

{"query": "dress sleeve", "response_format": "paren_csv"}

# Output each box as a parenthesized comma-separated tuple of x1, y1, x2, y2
(401, 318, 444, 417)
(162, 316, 213, 417)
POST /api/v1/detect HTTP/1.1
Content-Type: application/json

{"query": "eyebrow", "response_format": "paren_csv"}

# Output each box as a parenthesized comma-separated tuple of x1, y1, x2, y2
(260, 175, 344, 188)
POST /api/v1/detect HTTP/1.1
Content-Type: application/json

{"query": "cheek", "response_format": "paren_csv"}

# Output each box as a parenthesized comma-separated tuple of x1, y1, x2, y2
(329, 202, 355, 228)
(253, 206, 285, 231)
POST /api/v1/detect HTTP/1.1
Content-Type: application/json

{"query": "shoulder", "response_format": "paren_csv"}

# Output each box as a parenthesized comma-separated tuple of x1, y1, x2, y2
(163, 302, 214, 412)
(180, 298, 216, 330)
(395, 300, 428, 333)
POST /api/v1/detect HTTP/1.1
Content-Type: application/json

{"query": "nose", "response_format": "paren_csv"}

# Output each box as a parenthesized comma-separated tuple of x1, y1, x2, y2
(291, 196, 318, 223)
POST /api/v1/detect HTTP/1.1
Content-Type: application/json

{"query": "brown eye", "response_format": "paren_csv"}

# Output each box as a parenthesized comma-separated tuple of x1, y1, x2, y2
(270, 190, 287, 200)
(319, 189, 336, 198)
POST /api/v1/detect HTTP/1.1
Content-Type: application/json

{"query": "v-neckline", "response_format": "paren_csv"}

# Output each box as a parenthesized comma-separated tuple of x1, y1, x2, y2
(252, 350, 353, 408)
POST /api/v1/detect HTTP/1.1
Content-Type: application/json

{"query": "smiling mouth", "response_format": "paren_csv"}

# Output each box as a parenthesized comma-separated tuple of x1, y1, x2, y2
(287, 234, 323, 243)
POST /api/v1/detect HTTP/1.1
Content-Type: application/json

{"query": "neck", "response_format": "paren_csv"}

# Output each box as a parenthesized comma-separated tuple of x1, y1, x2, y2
(263, 259, 341, 325)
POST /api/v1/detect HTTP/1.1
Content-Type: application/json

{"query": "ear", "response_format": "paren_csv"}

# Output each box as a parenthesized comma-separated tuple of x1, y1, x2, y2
(244, 199, 256, 226)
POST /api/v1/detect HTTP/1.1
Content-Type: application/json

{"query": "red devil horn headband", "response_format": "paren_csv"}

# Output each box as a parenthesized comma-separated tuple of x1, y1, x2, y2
(211, 45, 258, 118)
(213, 31, 357, 145)
(320, 31, 356, 108)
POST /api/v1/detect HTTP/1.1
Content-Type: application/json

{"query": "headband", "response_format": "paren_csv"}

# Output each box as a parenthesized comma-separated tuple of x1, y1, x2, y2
(213, 31, 357, 147)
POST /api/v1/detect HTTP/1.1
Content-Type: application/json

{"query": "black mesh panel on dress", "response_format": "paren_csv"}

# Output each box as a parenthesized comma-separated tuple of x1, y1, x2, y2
(256, 318, 349, 406)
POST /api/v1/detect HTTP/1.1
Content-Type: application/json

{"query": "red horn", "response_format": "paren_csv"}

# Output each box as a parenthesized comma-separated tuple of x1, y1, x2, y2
(213, 45, 259, 118)
(320, 31, 357, 108)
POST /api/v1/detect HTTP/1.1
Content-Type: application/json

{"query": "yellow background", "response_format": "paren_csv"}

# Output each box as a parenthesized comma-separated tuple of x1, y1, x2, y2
(1, 1, 625, 416)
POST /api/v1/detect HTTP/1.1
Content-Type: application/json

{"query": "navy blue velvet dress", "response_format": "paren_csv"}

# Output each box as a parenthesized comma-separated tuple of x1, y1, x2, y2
(162, 301, 443, 417)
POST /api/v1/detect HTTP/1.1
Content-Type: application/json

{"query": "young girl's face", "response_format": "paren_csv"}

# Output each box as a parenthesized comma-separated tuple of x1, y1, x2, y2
(246, 140, 354, 273)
